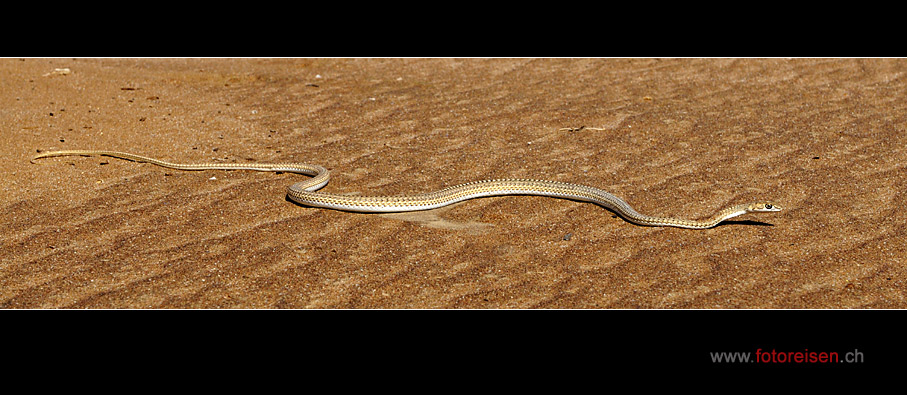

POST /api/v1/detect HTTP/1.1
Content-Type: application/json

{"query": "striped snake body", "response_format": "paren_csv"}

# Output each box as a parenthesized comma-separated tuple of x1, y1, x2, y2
(32, 150, 782, 229)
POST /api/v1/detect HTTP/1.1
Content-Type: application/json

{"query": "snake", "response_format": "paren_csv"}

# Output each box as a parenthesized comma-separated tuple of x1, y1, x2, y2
(31, 150, 782, 229)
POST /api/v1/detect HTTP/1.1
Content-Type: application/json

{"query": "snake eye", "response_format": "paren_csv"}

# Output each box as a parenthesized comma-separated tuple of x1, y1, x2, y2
(765, 204, 772, 209)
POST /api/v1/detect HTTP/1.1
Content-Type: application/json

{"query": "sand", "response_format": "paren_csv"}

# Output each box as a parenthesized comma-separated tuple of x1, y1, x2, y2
(1, 58, 904, 308)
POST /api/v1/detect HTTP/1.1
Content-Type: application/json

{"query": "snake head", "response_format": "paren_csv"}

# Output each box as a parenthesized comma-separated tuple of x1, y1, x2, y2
(746, 202, 782, 212)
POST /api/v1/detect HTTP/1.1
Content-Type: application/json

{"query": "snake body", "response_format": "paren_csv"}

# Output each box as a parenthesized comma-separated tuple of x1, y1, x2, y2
(32, 150, 782, 229)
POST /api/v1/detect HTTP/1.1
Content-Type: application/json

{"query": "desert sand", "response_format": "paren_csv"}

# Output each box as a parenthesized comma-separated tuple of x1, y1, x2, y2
(1, 58, 904, 308)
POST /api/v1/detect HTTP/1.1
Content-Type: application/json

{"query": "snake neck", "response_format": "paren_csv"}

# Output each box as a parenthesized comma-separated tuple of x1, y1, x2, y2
(624, 204, 750, 229)
(697, 204, 751, 229)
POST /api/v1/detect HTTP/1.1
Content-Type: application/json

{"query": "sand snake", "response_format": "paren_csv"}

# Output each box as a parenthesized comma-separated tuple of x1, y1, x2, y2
(31, 150, 781, 229)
